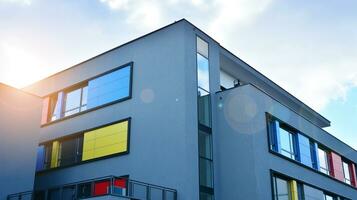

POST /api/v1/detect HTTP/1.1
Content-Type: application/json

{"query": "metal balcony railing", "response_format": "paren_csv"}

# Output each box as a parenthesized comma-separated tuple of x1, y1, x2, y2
(7, 176, 177, 200)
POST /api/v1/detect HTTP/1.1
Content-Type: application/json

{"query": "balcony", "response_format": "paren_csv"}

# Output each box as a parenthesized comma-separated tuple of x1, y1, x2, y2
(7, 176, 177, 200)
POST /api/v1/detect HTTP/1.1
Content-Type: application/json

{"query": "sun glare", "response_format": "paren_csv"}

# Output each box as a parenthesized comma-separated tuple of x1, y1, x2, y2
(0, 41, 47, 88)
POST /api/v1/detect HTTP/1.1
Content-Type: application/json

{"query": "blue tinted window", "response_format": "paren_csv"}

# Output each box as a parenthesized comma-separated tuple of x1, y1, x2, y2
(197, 53, 209, 95)
(36, 146, 45, 171)
(87, 66, 131, 109)
(297, 134, 312, 167)
(279, 127, 295, 159)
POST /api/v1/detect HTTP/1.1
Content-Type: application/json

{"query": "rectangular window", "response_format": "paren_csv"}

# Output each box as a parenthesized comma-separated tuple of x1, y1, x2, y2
(87, 65, 131, 109)
(272, 176, 290, 200)
(303, 185, 324, 200)
(318, 147, 330, 175)
(42, 64, 132, 124)
(58, 137, 83, 167)
(63, 85, 88, 117)
(36, 119, 130, 171)
(82, 120, 129, 161)
(279, 126, 296, 160)
(342, 161, 351, 184)
(197, 37, 209, 96)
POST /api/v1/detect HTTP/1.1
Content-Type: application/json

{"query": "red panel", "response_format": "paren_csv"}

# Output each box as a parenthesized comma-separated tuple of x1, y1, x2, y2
(41, 97, 50, 125)
(94, 181, 110, 196)
(350, 163, 357, 187)
(114, 178, 127, 188)
(329, 152, 344, 182)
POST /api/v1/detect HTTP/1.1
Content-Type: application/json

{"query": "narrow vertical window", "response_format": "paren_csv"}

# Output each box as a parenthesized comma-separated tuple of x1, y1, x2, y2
(196, 36, 214, 200)
(278, 126, 296, 160)
(196, 37, 209, 96)
(342, 161, 351, 184)
(318, 148, 330, 175)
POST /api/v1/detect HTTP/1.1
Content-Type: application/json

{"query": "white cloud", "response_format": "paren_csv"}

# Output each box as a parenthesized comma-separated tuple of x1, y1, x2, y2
(0, 0, 32, 5)
(100, 0, 129, 10)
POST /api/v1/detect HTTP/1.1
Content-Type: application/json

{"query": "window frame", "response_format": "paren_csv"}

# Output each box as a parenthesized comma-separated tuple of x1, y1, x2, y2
(266, 113, 357, 191)
(342, 160, 352, 185)
(318, 147, 331, 175)
(42, 62, 133, 126)
(36, 117, 131, 173)
(62, 83, 88, 117)
(270, 170, 351, 200)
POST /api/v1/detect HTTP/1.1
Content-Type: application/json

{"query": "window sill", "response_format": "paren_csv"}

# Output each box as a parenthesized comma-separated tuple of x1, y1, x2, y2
(41, 96, 131, 127)
(269, 149, 357, 191)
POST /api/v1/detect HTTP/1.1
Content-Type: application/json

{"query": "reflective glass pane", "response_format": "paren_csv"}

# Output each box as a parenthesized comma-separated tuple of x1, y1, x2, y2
(87, 66, 131, 109)
(82, 86, 88, 105)
(199, 130, 212, 159)
(200, 158, 213, 188)
(318, 148, 329, 175)
(303, 185, 324, 200)
(279, 128, 295, 159)
(274, 177, 289, 200)
(200, 192, 213, 200)
(343, 162, 351, 184)
(64, 88, 81, 115)
(197, 53, 210, 93)
(59, 138, 77, 167)
(325, 195, 334, 200)
(198, 95, 211, 127)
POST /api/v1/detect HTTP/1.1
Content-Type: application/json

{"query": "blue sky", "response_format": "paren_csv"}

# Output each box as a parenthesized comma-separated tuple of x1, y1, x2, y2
(0, 0, 356, 148)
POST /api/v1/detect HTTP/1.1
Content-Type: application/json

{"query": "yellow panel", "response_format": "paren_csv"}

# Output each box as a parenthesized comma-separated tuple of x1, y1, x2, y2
(51, 141, 60, 168)
(82, 120, 128, 161)
(289, 180, 298, 200)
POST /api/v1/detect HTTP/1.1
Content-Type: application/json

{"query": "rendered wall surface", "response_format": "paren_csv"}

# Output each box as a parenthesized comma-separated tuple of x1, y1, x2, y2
(30, 20, 202, 200)
(214, 84, 357, 199)
(0, 84, 41, 200)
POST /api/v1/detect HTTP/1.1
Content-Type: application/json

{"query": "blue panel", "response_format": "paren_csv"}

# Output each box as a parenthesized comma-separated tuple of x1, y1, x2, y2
(296, 133, 312, 167)
(87, 66, 131, 109)
(270, 120, 280, 152)
(311, 142, 320, 170)
(36, 146, 45, 171)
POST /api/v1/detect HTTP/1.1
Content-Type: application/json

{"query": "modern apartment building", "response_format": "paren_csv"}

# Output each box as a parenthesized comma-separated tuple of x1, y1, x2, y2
(4, 19, 357, 200)
(0, 83, 42, 200)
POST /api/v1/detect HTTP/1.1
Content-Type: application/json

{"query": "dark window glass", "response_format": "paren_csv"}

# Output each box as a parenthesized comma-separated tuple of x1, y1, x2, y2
(59, 137, 83, 167)
(78, 183, 92, 198)
(199, 158, 213, 188)
(48, 188, 61, 200)
(44, 143, 52, 169)
(273, 177, 289, 200)
(62, 186, 76, 200)
(199, 130, 212, 159)
(200, 192, 213, 200)
(303, 185, 324, 200)
(198, 95, 211, 128)
(34, 191, 46, 200)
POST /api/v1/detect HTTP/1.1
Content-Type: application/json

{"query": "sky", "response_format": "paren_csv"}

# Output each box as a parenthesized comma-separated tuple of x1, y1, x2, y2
(0, 0, 356, 148)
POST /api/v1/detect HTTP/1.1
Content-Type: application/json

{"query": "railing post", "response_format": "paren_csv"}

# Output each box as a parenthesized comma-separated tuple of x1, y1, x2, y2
(110, 176, 114, 195)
